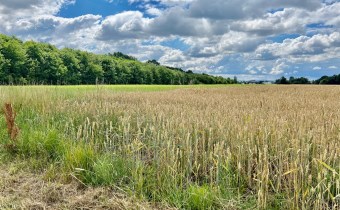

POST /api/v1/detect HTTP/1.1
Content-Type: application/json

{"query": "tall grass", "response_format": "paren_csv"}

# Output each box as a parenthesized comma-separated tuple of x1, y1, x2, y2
(0, 85, 339, 209)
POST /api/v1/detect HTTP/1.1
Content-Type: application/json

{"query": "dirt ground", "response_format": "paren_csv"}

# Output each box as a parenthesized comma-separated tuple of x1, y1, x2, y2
(0, 163, 170, 210)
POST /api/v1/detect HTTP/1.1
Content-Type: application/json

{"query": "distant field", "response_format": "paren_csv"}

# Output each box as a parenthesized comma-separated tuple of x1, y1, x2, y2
(0, 85, 339, 209)
(0, 84, 235, 96)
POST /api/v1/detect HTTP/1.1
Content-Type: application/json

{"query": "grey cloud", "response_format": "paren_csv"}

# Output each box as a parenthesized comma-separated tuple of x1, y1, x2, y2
(94, 1, 339, 42)
(0, 0, 72, 16)
(0, 0, 38, 9)
(0, 0, 75, 34)
(189, 0, 245, 20)
(188, 46, 219, 58)
(147, 8, 218, 37)
(316, 2, 340, 27)
(0, 0, 339, 81)
(96, 8, 228, 40)
(254, 49, 280, 60)
(247, 0, 322, 12)
(189, 0, 321, 20)
(11, 15, 101, 39)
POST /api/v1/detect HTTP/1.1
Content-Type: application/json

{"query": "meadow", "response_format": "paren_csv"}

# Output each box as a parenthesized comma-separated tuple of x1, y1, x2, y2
(0, 85, 340, 209)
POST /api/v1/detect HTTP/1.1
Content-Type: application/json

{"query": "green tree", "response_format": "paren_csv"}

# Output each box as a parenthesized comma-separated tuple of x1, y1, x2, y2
(60, 49, 81, 84)
(130, 63, 144, 84)
(0, 38, 27, 83)
(25, 41, 45, 84)
(42, 52, 67, 84)
(101, 57, 118, 84)
(0, 52, 11, 84)
(0, 33, 239, 85)
(275, 76, 289, 84)
(147, 59, 160, 65)
(78, 52, 103, 84)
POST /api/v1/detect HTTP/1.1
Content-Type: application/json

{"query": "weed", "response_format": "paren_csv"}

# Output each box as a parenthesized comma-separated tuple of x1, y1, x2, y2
(91, 154, 132, 186)
(3, 103, 19, 153)
(187, 184, 217, 210)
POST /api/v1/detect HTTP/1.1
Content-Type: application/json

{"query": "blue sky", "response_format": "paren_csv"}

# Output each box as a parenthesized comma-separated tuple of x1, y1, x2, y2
(0, 0, 339, 80)
(59, 0, 137, 18)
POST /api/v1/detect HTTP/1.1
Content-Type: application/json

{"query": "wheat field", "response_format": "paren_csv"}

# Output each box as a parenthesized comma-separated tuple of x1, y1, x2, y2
(0, 85, 339, 209)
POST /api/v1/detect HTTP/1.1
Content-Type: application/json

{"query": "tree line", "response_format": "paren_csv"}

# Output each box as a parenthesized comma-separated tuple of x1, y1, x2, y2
(275, 75, 340, 85)
(0, 34, 236, 85)
(275, 76, 311, 84)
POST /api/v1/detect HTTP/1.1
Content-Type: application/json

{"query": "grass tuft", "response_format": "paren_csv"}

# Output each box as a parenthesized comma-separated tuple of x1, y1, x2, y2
(187, 184, 218, 210)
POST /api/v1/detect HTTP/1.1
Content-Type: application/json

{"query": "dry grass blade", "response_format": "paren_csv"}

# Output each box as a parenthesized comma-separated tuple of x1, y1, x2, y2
(3, 103, 19, 141)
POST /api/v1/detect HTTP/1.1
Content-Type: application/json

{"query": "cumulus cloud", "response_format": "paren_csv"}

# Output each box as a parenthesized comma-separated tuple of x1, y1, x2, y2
(13, 15, 101, 37)
(0, 0, 74, 19)
(96, 6, 229, 40)
(314, 2, 340, 27)
(96, 11, 150, 40)
(270, 60, 288, 75)
(189, 0, 321, 20)
(0, 0, 93, 39)
(0, 0, 339, 80)
(255, 32, 340, 62)
(147, 7, 219, 37)
(230, 8, 308, 36)
(145, 7, 163, 16)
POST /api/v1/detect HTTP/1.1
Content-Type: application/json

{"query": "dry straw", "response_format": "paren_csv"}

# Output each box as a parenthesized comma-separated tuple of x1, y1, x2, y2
(4, 103, 19, 141)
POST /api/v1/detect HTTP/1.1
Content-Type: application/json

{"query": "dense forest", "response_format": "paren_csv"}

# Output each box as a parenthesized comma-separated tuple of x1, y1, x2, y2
(275, 76, 311, 84)
(275, 75, 340, 85)
(313, 75, 340, 84)
(0, 34, 236, 85)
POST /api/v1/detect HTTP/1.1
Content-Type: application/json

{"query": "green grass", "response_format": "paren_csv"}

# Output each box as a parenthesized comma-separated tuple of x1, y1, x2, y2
(0, 84, 236, 93)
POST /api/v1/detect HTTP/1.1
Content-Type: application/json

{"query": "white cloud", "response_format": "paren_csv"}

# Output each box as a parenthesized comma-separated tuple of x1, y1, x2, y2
(230, 8, 308, 36)
(255, 32, 340, 62)
(146, 7, 163, 16)
(270, 60, 287, 75)
(246, 64, 268, 75)
(147, 7, 214, 37)
(315, 2, 340, 27)
(14, 14, 101, 35)
(96, 11, 151, 40)
(189, 0, 321, 20)
(218, 32, 264, 53)
(0, 0, 339, 80)
(0, 0, 74, 20)
(313, 66, 322, 70)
